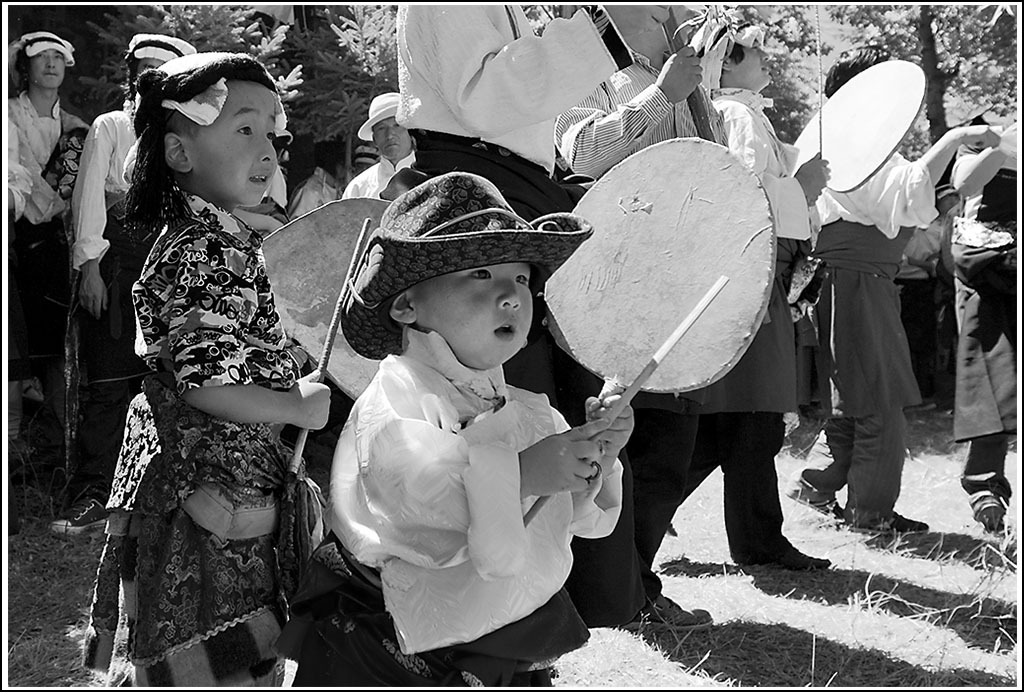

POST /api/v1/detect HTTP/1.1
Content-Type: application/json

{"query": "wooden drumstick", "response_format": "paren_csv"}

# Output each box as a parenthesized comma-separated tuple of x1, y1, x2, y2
(524, 275, 730, 525)
(287, 217, 374, 476)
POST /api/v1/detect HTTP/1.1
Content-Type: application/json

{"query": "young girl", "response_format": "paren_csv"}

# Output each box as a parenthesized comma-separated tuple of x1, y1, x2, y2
(82, 52, 331, 687)
(277, 171, 634, 686)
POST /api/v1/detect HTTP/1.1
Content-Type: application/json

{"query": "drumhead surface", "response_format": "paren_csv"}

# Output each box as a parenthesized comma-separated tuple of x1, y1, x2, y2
(546, 138, 775, 392)
(263, 198, 388, 398)
(795, 60, 926, 193)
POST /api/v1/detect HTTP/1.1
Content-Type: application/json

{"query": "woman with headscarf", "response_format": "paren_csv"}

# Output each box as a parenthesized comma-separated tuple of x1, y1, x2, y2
(7, 30, 90, 466)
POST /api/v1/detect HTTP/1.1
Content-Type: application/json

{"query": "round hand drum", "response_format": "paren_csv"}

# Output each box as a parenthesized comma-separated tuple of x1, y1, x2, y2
(545, 138, 775, 393)
(263, 198, 389, 398)
(795, 60, 926, 193)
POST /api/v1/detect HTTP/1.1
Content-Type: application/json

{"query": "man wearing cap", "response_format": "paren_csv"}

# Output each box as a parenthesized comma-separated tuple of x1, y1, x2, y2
(342, 92, 415, 200)
(50, 33, 196, 536)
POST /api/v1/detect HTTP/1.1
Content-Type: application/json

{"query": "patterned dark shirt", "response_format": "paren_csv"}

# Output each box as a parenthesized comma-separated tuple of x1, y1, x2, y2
(133, 193, 300, 394)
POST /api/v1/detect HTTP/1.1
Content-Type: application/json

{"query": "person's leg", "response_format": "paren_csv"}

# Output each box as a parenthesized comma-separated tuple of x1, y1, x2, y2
(73, 379, 136, 501)
(8, 380, 24, 448)
(843, 411, 927, 532)
(721, 412, 829, 569)
(563, 444, 646, 628)
(961, 433, 1012, 532)
(626, 408, 698, 600)
(680, 414, 722, 503)
(793, 417, 855, 506)
(50, 378, 139, 535)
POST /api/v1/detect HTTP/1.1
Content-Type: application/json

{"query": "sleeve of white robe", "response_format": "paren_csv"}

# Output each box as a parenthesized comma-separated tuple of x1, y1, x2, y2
(71, 114, 119, 269)
(717, 99, 810, 241)
(399, 5, 625, 140)
(817, 153, 938, 238)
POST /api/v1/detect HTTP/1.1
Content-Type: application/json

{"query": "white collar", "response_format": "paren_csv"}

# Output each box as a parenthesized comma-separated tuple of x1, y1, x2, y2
(376, 152, 415, 178)
(403, 328, 507, 407)
(713, 87, 774, 112)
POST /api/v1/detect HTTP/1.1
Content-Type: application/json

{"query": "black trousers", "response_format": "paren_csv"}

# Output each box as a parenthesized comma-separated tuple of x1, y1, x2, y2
(624, 408, 699, 601)
(71, 376, 143, 503)
(683, 412, 793, 563)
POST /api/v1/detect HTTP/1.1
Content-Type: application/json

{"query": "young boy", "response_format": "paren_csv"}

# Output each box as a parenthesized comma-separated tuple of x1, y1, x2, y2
(279, 172, 633, 686)
(82, 52, 331, 686)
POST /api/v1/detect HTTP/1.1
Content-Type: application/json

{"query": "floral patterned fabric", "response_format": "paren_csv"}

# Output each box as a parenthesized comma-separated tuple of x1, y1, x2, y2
(132, 193, 301, 394)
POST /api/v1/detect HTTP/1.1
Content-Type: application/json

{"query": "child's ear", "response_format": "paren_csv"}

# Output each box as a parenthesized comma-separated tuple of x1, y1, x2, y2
(164, 132, 193, 173)
(388, 291, 416, 325)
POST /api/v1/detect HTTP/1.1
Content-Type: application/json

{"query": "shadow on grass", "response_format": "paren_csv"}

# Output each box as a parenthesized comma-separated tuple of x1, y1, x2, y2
(639, 620, 1014, 687)
(865, 530, 1017, 573)
(662, 556, 1016, 654)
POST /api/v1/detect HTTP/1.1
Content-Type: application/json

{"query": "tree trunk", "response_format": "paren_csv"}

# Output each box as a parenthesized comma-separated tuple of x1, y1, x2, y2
(916, 5, 949, 142)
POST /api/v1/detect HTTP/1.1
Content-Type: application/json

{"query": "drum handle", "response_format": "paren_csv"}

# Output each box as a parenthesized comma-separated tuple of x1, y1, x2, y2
(523, 275, 730, 525)
(288, 217, 375, 476)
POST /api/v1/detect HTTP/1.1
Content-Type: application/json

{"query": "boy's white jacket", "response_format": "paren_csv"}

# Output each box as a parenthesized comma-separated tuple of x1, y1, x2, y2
(330, 329, 623, 654)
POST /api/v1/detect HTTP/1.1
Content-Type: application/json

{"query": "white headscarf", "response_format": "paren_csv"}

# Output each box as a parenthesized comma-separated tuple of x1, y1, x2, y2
(687, 7, 766, 92)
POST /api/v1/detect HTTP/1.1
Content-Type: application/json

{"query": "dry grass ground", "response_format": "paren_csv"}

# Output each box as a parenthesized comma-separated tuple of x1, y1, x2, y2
(4, 408, 1019, 687)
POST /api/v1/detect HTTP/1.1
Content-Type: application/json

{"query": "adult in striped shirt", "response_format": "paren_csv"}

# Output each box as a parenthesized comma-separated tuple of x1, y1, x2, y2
(553, 5, 723, 636)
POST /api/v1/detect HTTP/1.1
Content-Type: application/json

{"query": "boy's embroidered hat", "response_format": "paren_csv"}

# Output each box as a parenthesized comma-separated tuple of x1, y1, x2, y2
(14, 31, 75, 66)
(341, 172, 594, 360)
(126, 34, 196, 64)
(357, 91, 401, 141)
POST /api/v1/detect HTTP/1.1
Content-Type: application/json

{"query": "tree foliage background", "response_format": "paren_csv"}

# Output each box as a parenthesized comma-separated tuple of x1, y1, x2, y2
(826, 4, 1018, 160)
(281, 4, 399, 173)
(61, 5, 300, 118)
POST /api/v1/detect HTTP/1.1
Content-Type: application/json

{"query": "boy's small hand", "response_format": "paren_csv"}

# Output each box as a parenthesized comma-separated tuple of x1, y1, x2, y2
(289, 373, 331, 430)
(519, 418, 610, 498)
(585, 394, 634, 469)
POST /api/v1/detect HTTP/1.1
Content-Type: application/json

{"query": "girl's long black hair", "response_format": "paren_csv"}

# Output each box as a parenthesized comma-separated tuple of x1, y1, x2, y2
(124, 54, 277, 234)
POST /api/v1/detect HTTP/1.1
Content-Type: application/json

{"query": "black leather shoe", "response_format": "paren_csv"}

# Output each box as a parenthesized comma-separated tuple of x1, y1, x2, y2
(735, 547, 831, 571)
